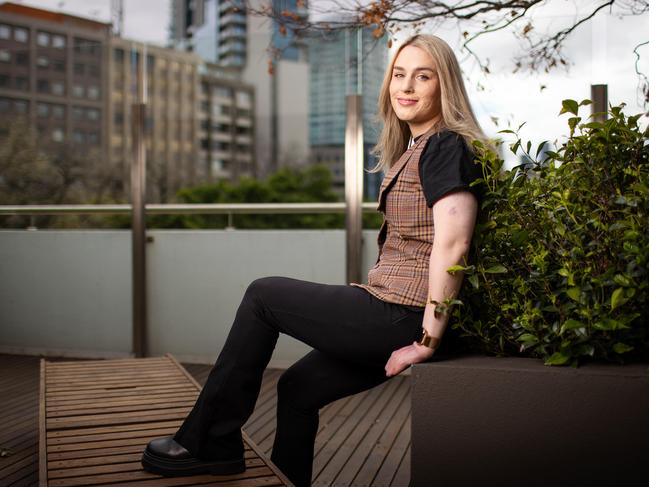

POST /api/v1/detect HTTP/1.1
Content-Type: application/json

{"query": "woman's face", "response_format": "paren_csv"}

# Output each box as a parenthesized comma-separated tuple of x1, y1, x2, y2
(389, 45, 441, 137)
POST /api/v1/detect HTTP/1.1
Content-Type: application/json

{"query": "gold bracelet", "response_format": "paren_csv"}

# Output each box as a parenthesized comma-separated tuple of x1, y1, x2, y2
(418, 328, 441, 350)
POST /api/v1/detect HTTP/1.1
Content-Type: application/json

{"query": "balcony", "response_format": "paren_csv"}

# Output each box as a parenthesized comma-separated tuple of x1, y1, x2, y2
(0, 203, 416, 486)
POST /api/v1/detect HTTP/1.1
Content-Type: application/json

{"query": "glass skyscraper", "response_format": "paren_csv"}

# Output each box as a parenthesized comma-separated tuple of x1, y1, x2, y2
(308, 26, 387, 199)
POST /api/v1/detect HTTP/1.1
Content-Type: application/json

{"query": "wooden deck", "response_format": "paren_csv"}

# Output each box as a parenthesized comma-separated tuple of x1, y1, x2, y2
(0, 353, 411, 486)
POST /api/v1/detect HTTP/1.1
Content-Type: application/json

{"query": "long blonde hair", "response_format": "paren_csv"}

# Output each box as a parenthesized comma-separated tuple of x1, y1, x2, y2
(369, 34, 488, 173)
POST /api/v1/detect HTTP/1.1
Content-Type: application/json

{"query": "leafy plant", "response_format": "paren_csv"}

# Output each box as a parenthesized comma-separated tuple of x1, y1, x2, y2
(452, 100, 649, 366)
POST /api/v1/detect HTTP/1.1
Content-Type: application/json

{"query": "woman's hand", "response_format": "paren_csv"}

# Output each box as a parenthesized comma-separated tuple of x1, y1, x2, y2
(384, 341, 435, 377)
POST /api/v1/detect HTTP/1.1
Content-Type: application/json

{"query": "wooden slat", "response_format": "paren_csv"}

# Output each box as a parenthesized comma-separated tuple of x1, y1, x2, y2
(39, 359, 47, 487)
(39, 355, 294, 487)
(2, 353, 414, 486)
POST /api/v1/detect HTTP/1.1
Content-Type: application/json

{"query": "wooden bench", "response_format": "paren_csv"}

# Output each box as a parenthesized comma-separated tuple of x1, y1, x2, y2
(39, 354, 294, 486)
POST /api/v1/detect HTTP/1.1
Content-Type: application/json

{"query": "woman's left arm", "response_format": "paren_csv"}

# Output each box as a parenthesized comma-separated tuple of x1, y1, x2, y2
(384, 190, 478, 376)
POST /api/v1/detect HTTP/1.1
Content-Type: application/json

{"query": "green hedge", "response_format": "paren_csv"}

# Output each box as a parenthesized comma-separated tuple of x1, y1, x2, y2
(451, 100, 649, 366)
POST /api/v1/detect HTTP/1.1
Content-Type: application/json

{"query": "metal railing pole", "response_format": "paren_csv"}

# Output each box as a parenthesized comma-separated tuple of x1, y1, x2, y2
(345, 94, 364, 285)
(591, 84, 608, 123)
(131, 44, 147, 358)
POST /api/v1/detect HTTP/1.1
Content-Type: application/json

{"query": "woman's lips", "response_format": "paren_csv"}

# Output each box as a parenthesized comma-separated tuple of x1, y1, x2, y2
(397, 98, 417, 106)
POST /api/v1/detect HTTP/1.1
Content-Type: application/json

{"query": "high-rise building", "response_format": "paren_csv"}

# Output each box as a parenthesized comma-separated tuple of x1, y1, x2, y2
(199, 63, 255, 181)
(108, 38, 203, 201)
(170, 0, 310, 180)
(0, 1, 256, 202)
(170, 0, 247, 68)
(308, 26, 387, 199)
(0, 2, 110, 159)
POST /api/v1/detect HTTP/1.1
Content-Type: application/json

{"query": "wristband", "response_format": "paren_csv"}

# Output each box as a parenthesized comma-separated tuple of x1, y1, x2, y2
(418, 328, 441, 350)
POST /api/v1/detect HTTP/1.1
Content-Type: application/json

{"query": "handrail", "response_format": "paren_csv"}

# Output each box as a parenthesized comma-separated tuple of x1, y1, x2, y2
(0, 202, 379, 216)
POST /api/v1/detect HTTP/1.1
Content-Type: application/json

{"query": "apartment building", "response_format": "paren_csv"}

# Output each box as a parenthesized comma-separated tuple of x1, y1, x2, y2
(199, 63, 255, 181)
(0, 2, 109, 160)
(108, 37, 203, 201)
(171, 0, 309, 179)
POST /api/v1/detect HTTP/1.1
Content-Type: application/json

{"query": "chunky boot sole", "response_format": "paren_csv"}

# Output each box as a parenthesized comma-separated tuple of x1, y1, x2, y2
(141, 449, 246, 477)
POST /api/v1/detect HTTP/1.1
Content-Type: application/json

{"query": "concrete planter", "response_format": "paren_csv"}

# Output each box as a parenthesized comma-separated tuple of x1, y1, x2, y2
(410, 354, 649, 487)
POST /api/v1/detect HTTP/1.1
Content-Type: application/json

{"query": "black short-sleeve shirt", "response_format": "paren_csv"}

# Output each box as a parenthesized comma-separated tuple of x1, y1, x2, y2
(414, 130, 483, 208)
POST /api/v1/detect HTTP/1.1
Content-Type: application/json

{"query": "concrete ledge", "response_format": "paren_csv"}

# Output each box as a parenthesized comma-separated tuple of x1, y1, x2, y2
(410, 354, 649, 487)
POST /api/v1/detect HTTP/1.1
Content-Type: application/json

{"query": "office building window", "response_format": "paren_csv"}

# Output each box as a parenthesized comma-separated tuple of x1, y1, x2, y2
(15, 52, 28, 65)
(235, 91, 251, 105)
(0, 49, 9, 62)
(37, 79, 49, 93)
(14, 99, 28, 114)
(72, 107, 84, 120)
(53, 59, 65, 72)
(73, 130, 85, 144)
(37, 32, 50, 47)
(14, 27, 28, 43)
(52, 35, 66, 49)
(37, 56, 49, 68)
(87, 86, 99, 100)
(113, 48, 124, 62)
(87, 108, 100, 121)
(15, 76, 28, 90)
(215, 87, 232, 98)
(0, 24, 10, 39)
(52, 105, 65, 119)
(37, 102, 49, 117)
(51, 81, 65, 96)
(87, 131, 99, 145)
(74, 38, 100, 56)
(88, 64, 100, 77)
(72, 84, 85, 98)
(52, 128, 64, 142)
(74, 63, 84, 75)
(0, 97, 10, 112)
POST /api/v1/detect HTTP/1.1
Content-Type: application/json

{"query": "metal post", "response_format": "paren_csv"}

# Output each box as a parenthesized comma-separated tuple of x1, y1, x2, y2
(345, 95, 364, 284)
(131, 44, 147, 358)
(591, 84, 608, 123)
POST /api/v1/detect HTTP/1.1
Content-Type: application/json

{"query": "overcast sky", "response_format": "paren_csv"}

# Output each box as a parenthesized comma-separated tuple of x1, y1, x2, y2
(16, 0, 649, 166)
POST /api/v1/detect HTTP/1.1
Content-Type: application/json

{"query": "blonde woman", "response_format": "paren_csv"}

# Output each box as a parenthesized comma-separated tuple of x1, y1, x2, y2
(142, 34, 487, 487)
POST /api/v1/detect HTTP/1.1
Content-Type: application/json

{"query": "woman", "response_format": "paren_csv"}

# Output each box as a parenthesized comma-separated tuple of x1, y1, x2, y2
(141, 34, 487, 487)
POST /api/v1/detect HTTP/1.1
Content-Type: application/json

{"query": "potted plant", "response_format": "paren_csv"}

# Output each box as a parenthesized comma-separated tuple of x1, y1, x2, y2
(410, 101, 649, 487)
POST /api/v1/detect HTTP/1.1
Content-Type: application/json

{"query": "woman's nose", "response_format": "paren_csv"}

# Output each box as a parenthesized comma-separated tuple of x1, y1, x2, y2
(403, 76, 415, 93)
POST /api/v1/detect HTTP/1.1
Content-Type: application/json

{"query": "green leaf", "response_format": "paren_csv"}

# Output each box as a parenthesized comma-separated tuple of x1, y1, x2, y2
(518, 333, 538, 344)
(545, 351, 570, 365)
(468, 274, 479, 289)
(446, 264, 468, 274)
(559, 319, 584, 335)
(484, 265, 508, 274)
(593, 318, 629, 331)
(568, 117, 581, 131)
(582, 122, 603, 130)
(560, 99, 579, 116)
(613, 343, 634, 354)
(566, 287, 581, 301)
(611, 287, 627, 310)
(613, 274, 631, 287)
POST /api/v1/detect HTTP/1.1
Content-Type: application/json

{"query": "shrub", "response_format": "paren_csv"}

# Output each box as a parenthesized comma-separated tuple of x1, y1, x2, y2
(452, 100, 649, 366)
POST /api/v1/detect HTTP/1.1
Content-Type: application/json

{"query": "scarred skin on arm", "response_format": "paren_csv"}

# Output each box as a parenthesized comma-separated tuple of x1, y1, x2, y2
(384, 190, 478, 376)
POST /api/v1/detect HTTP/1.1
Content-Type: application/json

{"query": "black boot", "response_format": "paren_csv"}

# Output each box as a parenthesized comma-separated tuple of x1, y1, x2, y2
(141, 436, 245, 477)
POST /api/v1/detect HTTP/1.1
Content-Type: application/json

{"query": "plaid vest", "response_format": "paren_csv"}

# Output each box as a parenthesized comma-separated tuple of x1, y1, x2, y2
(350, 128, 438, 307)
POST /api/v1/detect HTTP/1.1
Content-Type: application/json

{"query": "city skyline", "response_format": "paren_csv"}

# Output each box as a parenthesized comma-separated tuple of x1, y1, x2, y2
(7, 0, 649, 170)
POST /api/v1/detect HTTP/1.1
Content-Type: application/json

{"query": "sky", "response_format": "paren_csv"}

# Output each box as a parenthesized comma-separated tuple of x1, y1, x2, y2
(14, 0, 649, 167)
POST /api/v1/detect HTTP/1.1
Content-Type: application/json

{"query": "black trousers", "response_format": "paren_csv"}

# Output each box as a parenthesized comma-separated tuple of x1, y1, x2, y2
(174, 276, 463, 487)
